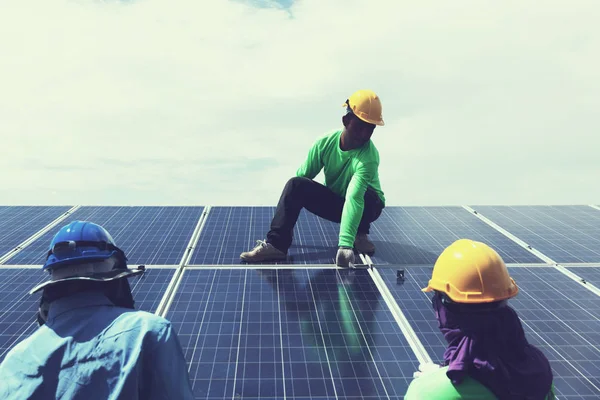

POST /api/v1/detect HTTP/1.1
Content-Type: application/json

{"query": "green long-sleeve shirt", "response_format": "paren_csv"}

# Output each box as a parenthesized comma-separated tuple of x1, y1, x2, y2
(405, 366, 556, 400)
(295, 129, 385, 248)
(405, 366, 497, 399)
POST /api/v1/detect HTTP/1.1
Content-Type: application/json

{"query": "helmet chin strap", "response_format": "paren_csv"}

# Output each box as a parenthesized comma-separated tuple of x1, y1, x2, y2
(36, 279, 136, 326)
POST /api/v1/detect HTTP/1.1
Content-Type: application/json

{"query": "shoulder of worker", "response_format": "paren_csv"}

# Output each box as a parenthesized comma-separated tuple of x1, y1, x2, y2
(312, 129, 342, 146)
(0, 325, 46, 368)
(353, 140, 381, 167)
(109, 308, 177, 343)
(364, 138, 380, 155)
(404, 366, 497, 400)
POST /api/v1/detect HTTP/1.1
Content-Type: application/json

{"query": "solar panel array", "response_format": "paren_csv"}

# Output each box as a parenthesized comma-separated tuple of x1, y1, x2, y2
(0, 204, 599, 399)
(190, 207, 342, 265)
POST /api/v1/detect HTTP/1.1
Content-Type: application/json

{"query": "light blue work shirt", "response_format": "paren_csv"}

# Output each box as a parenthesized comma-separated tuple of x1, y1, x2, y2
(0, 291, 194, 399)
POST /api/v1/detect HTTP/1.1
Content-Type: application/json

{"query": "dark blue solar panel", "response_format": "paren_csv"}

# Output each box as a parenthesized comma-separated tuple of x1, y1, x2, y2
(0, 267, 174, 363)
(367, 207, 542, 265)
(5, 206, 203, 265)
(128, 267, 176, 314)
(166, 268, 419, 399)
(471, 205, 600, 263)
(190, 207, 345, 265)
(0, 268, 47, 364)
(565, 266, 600, 288)
(0, 206, 72, 261)
(378, 266, 600, 399)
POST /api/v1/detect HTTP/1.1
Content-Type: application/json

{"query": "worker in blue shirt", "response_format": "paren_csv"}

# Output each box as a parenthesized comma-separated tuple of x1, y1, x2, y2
(0, 221, 194, 399)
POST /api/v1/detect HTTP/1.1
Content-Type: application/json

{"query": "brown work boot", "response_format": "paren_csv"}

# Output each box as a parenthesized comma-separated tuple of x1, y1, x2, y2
(354, 233, 375, 253)
(240, 240, 287, 262)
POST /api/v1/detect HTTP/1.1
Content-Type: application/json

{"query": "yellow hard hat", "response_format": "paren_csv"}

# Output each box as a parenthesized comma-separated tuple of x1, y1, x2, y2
(422, 239, 519, 303)
(342, 89, 384, 126)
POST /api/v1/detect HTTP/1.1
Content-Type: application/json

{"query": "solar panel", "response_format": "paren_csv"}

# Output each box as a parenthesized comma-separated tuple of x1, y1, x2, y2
(0, 267, 174, 363)
(0, 206, 72, 261)
(128, 267, 176, 313)
(4, 206, 203, 265)
(0, 268, 47, 364)
(1, 203, 598, 398)
(377, 265, 600, 399)
(165, 268, 419, 399)
(471, 206, 600, 263)
(565, 266, 600, 288)
(367, 207, 542, 265)
(190, 207, 345, 265)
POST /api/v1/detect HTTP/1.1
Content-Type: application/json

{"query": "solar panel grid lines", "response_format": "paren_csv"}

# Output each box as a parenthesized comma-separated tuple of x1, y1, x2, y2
(278, 269, 338, 399)
(230, 270, 249, 399)
(188, 207, 255, 265)
(375, 267, 446, 364)
(462, 205, 555, 264)
(367, 266, 431, 365)
(170, 269, 245, 398)
(291, 210, 341, 264)
(552, 265, 600, 298)
(189, 207, 343, 265)
(529, 206, 600, 262)
(2, 204, 600, 398)
(165, 268, 421, 399)
(331, 271, 391, 399)
(127, 267, 177, 314)
(465, 206, 600, 297)
(275, 269, 288, 400)
(515, 321, 600, 399)
(509, 268, 600, 397)
(334, 269, 420, 399)
(468, 205, 600, 264)
(5, 206, 204, 266)
(306, 268, 420, 399)
(0, 206, 78, 265)
(367, 206, 542, 266)
(0, 268, 48, 363)
(180, 206, 212, 267)
(109, 206, 204, 265)
(564, 266, 600, 288)
(302, 271, 343, 400)
(464, 205, 600, 298)
(155, 207, 211, 317)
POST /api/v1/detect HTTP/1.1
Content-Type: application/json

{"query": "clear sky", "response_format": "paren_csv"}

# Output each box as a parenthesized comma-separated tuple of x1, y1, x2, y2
(1, 0, 598, 206)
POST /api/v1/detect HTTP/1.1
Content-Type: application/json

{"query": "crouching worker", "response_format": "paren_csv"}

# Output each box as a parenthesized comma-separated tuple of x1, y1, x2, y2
(405, 239, 555, 400)
(0, 221, 194, 400)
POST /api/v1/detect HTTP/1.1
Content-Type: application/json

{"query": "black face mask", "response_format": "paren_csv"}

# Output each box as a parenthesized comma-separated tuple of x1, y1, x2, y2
(36, 279, 136, 326)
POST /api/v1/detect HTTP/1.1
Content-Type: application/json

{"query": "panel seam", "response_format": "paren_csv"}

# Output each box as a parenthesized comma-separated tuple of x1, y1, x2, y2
(462, 206, 600, 298)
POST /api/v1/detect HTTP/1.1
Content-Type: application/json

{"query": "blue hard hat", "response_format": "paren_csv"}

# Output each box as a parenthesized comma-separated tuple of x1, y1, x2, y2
(42, 220, 128, 271)
(30, 220, 144, 295)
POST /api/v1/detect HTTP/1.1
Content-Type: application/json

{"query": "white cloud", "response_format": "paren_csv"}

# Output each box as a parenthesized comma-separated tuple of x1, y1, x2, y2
(0, 0, 598, 206)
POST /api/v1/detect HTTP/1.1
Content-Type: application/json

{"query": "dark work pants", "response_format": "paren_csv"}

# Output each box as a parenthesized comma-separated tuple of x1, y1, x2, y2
(266, 177, 384, 253)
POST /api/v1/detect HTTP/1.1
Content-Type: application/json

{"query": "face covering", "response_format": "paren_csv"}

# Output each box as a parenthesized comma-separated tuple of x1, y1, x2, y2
(432, 292, 554, 400)
(37, 279, 136, 326)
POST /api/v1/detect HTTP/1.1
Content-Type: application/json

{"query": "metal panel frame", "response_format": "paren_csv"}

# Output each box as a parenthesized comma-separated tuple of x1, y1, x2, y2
(463, 205, 600, 297)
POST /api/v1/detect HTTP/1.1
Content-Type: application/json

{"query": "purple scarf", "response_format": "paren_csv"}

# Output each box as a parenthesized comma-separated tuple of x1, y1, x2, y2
(433, 294, 554, 399)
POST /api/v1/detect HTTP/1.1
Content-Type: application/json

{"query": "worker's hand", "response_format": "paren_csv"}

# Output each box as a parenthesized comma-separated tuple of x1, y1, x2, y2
(336, 247, 355, 268)
(413, 362, 441, 378)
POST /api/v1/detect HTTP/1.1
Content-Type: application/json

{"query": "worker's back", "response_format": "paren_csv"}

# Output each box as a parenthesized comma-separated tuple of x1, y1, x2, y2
(405, 366, 497, 399)
(0, 291, 194, 400)
(405, 366, 557, 400)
